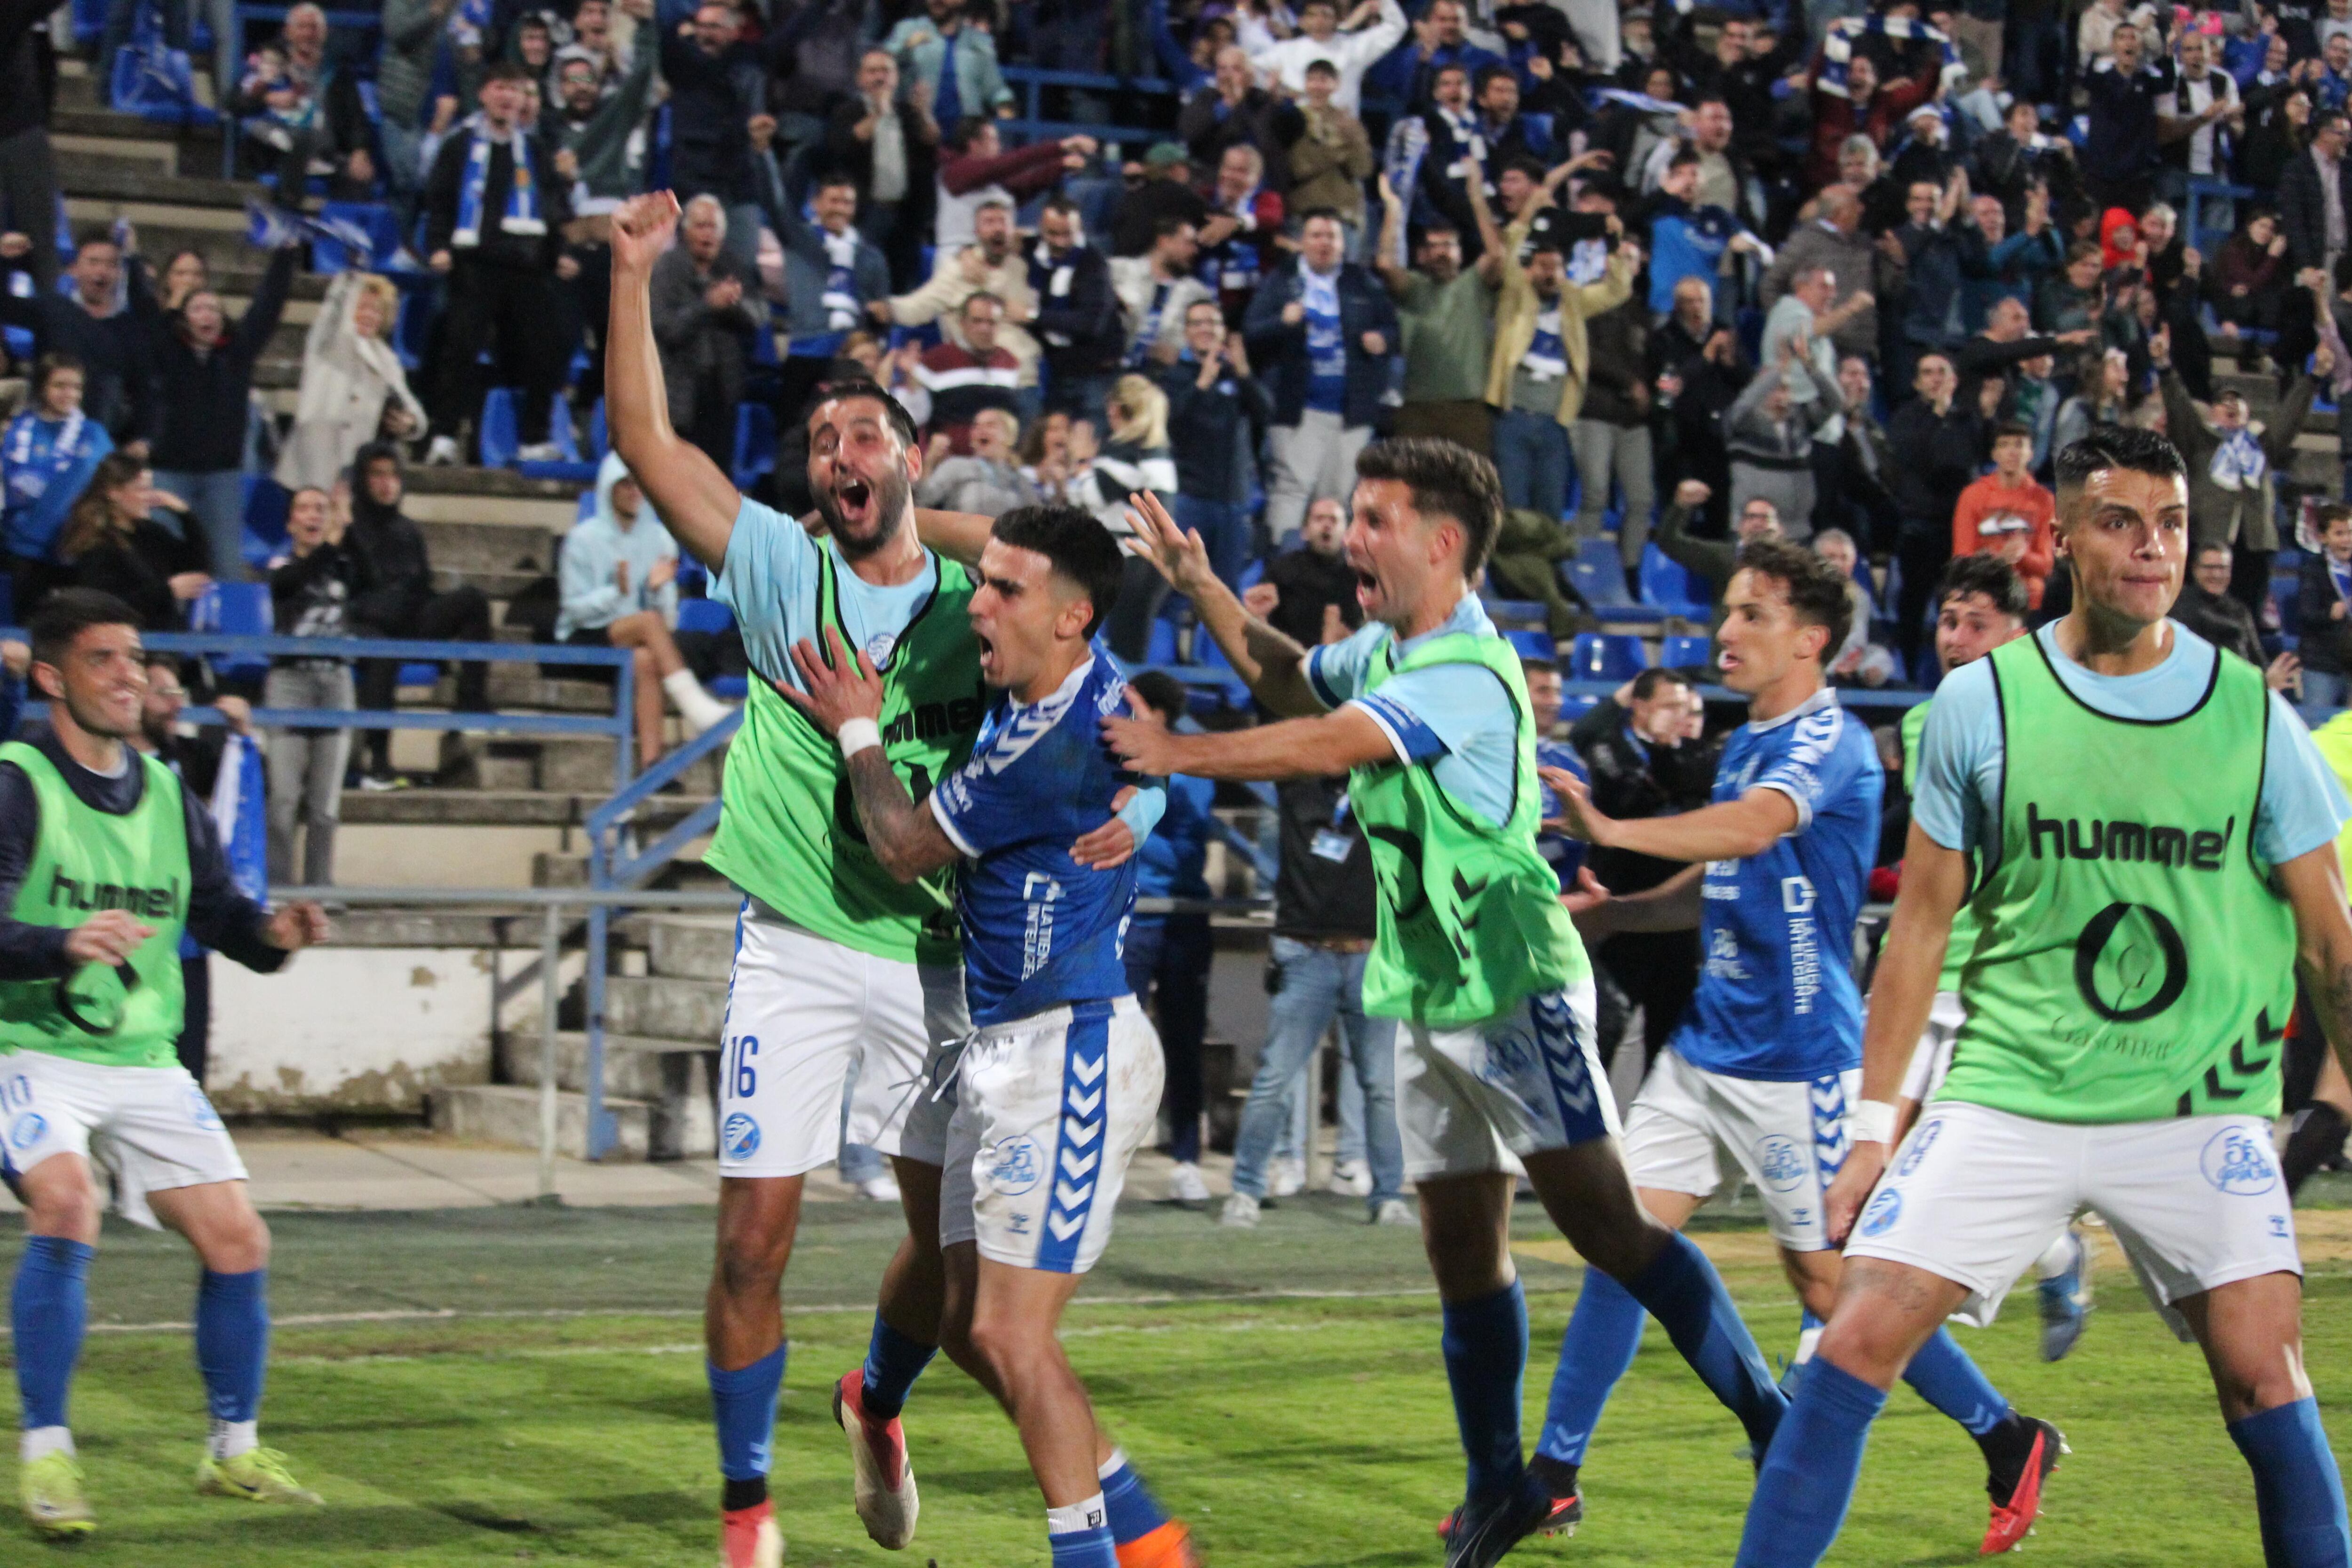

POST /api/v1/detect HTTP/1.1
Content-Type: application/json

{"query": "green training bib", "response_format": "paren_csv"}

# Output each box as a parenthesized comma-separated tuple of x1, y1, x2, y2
(0, 742, 189, 1067)
(1351, 629, 1591, 1025)
(704, 547, 984, 967)
(1941, 635, 2295, 1123)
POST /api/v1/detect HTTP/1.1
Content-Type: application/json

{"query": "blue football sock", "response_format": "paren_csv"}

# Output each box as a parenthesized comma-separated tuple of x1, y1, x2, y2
(1900, 1327, 2008, 1436)
(707, 1345, 785, 1482)
(2229, 1398, 2352, 1568)
(858, 1313, 936, 1422)
(1099, 1448, 1172, 1546)
(1733, 1357, 1888, 1568)
(194, 1269, 270, 1424)
(1621, 1231, 1787, 1455)
(11, 1236, 92, 1431)
(1047, 1524, 1119, 1567)
(1537, 1267, 1645, 1466)
(1441, 1279, 1529, 1504)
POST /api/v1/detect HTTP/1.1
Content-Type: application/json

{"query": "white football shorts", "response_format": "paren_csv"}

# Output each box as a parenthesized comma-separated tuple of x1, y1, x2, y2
(1846, 1100, 2301, 1329)
(1397, 982, 1619, 1181)
(1899, 990, 1967, 1105)
(940, 995, 1163, 1275)
(715, 909, 969, 1179)
(1620, 1047, 1862, 1251)
(0, 1051, 245, 1228)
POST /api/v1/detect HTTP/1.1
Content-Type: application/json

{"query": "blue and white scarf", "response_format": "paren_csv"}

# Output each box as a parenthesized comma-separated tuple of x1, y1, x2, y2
(820, 228, 860, 330)
(1521, 304, 1565, 381)
(451, 117, 544, 247)
(2210, 427, 2267, 491)
(3, 410, 92, 509)
(1814, 15, 1966, 102)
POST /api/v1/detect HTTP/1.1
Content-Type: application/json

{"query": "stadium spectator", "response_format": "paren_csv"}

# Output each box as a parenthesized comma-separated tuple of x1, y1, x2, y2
(230, 4, 373, 201)
(340, 442, 492, 785)
(1198, 145, 1287, 325)
(1181, 46, 1305, 198)
(651, 196, 767, 469)
(1112, 219, 1215, 368)
(1288, 63, 1376, 236)
(2161, 32, 2242, 201)
(1484, 503, 1582, 640)
(2283, 110, 2352, 280)
(1887, 349, 1994, 666)
(1971, 100, 2079, 221)
(937, 122, 1092, 254)
(1367, 0, 1503, 114)
(0, 0, 60, 296)
(1820, 353, 1899, 554)
(421, 63, 577, 466)
(55, 454, 210, 633)
(147, 238, 297, 586)
(1813, 526, 1897, 687)
(547, 4, 662, 366)
(556, 453, 731, 766)
(1485, 227, 1637, 522)
(1762, 188, 1884, 363)
(1376, 175, 1500, 454)
(2156, 325, 2311, 610)
(1571, 262, 1654, 568)
(881, 0, 1017, 128)
(2207, 209, 2291, 356)
(1415, 63, 1492, 249)
(1027, 198, 1127, 419)
(1119, 671, 1218, 1207)
(1155, 299, 1270, 590)
(1891, 171, 1973, 384)
(276, 272, 426, 496)
(1651, 275, 1751, 526)
(2, 356, 113, 597)
(2302, 504, 2352, 728)
(1072, 375, 1179, 658)
(661, 2, 789, 267)
(1247, 494, 1360, 649)
(0, 231, 158, 449)
(1248, 0, 1407, 112)
(756, 164, 892, 430)
(1111, 143, 1209, 257)
(916, 407, 1036, 514)
(824, 49, 942, 293)
(2081, 23, 2169, 211)
(263, 485, 364, 887)
(1247, 211, 1396, 541)
(889, 198, 1042, 395)
(2175, 539, 2275, 673)
(372, 0, 457, 222)
(1656, 480, 1781, 623)
(1724, 341, 1835, 541)
(1805, 50, 1940, 193)
(1950, 421, 2058, 609)
(914, 293, 1023, 452)
(2050, 343, 2134, 452)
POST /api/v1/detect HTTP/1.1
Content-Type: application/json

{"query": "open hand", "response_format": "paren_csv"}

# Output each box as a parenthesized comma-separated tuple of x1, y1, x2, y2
(1537, 765, 1613, 846)
(1070, 784, 1142, 868)
(1121, 490, 1219, 599)
(774, 626, 885, 739)
(1558, 864, 1610, 918)
(1824, 1140, 1888, 1246)
(1102, 701, 1185, 776)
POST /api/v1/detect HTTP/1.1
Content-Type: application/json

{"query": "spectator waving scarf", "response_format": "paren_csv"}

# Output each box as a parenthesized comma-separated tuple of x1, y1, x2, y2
(452, 118, 545, 246)
(1812, 14, 1966, 101)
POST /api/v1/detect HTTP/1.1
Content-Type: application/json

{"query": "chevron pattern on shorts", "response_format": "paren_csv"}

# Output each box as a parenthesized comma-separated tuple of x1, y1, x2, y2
(1038, 1000, 1114, 1272)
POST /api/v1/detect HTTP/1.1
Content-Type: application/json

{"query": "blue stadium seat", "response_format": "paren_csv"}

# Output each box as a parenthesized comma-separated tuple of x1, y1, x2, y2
(393, 285, 433, 372)
(731, 404, 777, 491)
(588, 398, 610, 462)
(520, 396, 594, 481)
(1639, 544, 1711, 619)
(190, 582, 273, 683)
(1236, 557, 1265, 591)
(576, 490, 597, 522)
(1565, 538, 1663, 623)
(478, 388, 521, 469)
(311, 202, 403, 271)
(1480, 596, 1550, 626)
(1568, 632, 1645, 682)
(396, 661, 442, 688)
(1558, 692, 1598, 725)
(1145, 618, 1180, 666)
(711, 675, 749, 699)
(676, 598, 736, 637)
(1661, 633, 1713, 670)
(1503, 628, 1554, 661)
(242, 475, 291, 552)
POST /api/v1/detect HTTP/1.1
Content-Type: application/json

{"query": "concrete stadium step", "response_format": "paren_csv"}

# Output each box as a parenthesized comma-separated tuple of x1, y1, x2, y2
(468, 736, 724, 794)
(340, 788, 714, 830)
(493, 1031, 718, 1158)
(604, 973, 728, 1041)
(428, 1082, 653, 1161)
(406, 470, 588, 534)
(532, 851, 728, 889)
(57, 152, 262, 212)
(645, 914, 736, 981)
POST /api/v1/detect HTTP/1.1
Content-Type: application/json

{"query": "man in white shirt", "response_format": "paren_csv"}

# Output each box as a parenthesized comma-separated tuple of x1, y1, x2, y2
(1110, 219, 1216, 367)
(1248, 0, 1407, 114)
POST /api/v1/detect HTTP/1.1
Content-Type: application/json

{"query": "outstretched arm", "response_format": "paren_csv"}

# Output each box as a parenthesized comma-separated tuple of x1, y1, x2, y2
(1549, 768, 1800, 862)
(1124, 491, 1325, 717)
(606, 192, 741, 572)
(914, 507, 998, 567)
(1104, 702, 1394, 781)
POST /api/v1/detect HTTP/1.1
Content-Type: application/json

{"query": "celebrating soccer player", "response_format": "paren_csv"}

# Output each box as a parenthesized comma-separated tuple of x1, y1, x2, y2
(1733, 429, 2352, 1567)
(780, 503, 1188, 1568)
(1542, 516, 2062, 1556)
(1105, 446, 1788, 1568)
(3, 590, 332, 1539)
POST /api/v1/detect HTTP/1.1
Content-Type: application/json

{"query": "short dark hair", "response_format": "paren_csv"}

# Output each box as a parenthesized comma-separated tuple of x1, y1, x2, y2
(2052, 427, 2187, 515)
(1667, 147, 1700, 172)
(1734, 537, 1852, 657)
(1295, 206, 1345, 233)
(1519, 655, 1558, 677)
(1354, 438, 1506, 575)
(1152, 215, 1196, 243)
(1304, 57, 1339, 77)
(1500, 155, 1547, 184)
(1043, 196, 1083, 221)
(2320, 503, 2352, 532)
(1991, 420, 2034, 445)
(1934, 553, 2029, 622)
(482, 59, 534, 85)
(29, 589, 141, 677)
(816, 171, 860, 195)
(1127, 668, 1190, 721)
(30, 353, 83, 400)
(989, 505, 1126, 639)
(803, 379, 920, 447)
(72, 232, 118, 260)
(1632, 665, 1696, 698)
(1473, 63, 1516, 94)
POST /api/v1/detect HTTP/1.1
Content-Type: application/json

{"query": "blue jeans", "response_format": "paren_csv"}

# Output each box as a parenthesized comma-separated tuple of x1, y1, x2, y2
(1170, 494, 1251, 593)
(1231, 937, 1403, 1208)
(153, 467, 249, 582)
(1492, 407, 1571, 520)
(2300, 669, 2349, 730)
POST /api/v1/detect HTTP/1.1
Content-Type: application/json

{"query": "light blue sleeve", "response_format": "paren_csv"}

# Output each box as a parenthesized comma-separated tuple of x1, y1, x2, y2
(1117, 784, 1168, 846)
(712, 498, 818, 677)
(2260, 692, 2352, 866)
(1304, 622, 1390, 709)
(1345, 661, 1521, 828)
(1911, 661, 2004, 856)
(556, 520, 623, 634)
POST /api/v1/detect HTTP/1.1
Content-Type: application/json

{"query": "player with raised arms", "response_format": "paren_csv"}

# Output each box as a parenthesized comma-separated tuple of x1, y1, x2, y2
(779, 502, 1181, 1568)
(1541, 531, 2061, 1557)
(3, 590, 331, 1539)
(603, 191, 1175, 1568)
(1733, 428, 2352, 1567)
(1102, 443, 1788, 1568)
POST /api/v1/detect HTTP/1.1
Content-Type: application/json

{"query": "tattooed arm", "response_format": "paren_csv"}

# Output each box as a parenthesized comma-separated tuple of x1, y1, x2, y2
(842, 746, 962, 882)
(768, 628, 961, 883)
(2279, 844, 2352, 1077)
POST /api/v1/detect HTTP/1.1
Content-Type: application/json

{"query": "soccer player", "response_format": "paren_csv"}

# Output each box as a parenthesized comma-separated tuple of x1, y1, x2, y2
(604, 192, 1165, 1568)
(1104, 445, 1788, 1568)
(1540, 541, 2061, 1557)
(1894, 554, 2094, 1365)
(1734, 428, 2352, 1568)
(3, 589, 331, 1538)
(778, 503, 1183, 1568)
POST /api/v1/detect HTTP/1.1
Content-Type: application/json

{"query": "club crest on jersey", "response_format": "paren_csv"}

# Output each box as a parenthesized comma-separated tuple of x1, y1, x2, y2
(989, 1135, 1042, 1195)
(1897, 1117, 1943, 1176)
(865, 632, 898, 666)
(8, 1112, 45, 1150)
(1859, 1187, 1903, 1237)
(2201, 1127, 2278, 1196)
(721, 1112, 761, 1161)
(1753, 1134, 1807, 1192)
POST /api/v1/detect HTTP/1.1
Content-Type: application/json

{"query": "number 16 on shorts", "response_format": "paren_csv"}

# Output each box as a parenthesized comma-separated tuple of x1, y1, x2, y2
(721, 1035, 762, 1163)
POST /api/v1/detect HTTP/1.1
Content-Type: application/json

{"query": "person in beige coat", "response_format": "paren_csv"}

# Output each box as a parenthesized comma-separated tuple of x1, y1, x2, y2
(273, 271, 426, 494)
(881, 195, 1042, 387)
(1482, 213, 1638, 518)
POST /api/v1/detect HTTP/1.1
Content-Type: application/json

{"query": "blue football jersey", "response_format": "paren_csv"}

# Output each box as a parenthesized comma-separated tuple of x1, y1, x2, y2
(1534, 738, 1590, 890)
(929, 654, 1144, 1028)
(1672, 689, 1883, 1081)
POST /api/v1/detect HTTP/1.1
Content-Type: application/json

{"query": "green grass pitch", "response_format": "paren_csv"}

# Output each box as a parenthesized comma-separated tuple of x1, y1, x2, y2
(10, 1186, 2352, 1566)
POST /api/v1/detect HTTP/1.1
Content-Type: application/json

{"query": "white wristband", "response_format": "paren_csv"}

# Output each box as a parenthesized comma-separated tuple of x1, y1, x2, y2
(837, 718, 882, 759)
(1849, 1099, 1898, 1147)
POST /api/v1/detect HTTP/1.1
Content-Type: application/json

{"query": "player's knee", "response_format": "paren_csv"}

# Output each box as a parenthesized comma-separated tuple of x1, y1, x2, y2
(25, 1172, 100, 1242)
(962, 1311, 1051, 1386)
(712, 1241, 787, 1302)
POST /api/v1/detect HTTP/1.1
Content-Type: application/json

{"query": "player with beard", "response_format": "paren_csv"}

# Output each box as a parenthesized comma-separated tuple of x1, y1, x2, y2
(604, 192, 1173, 1568)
